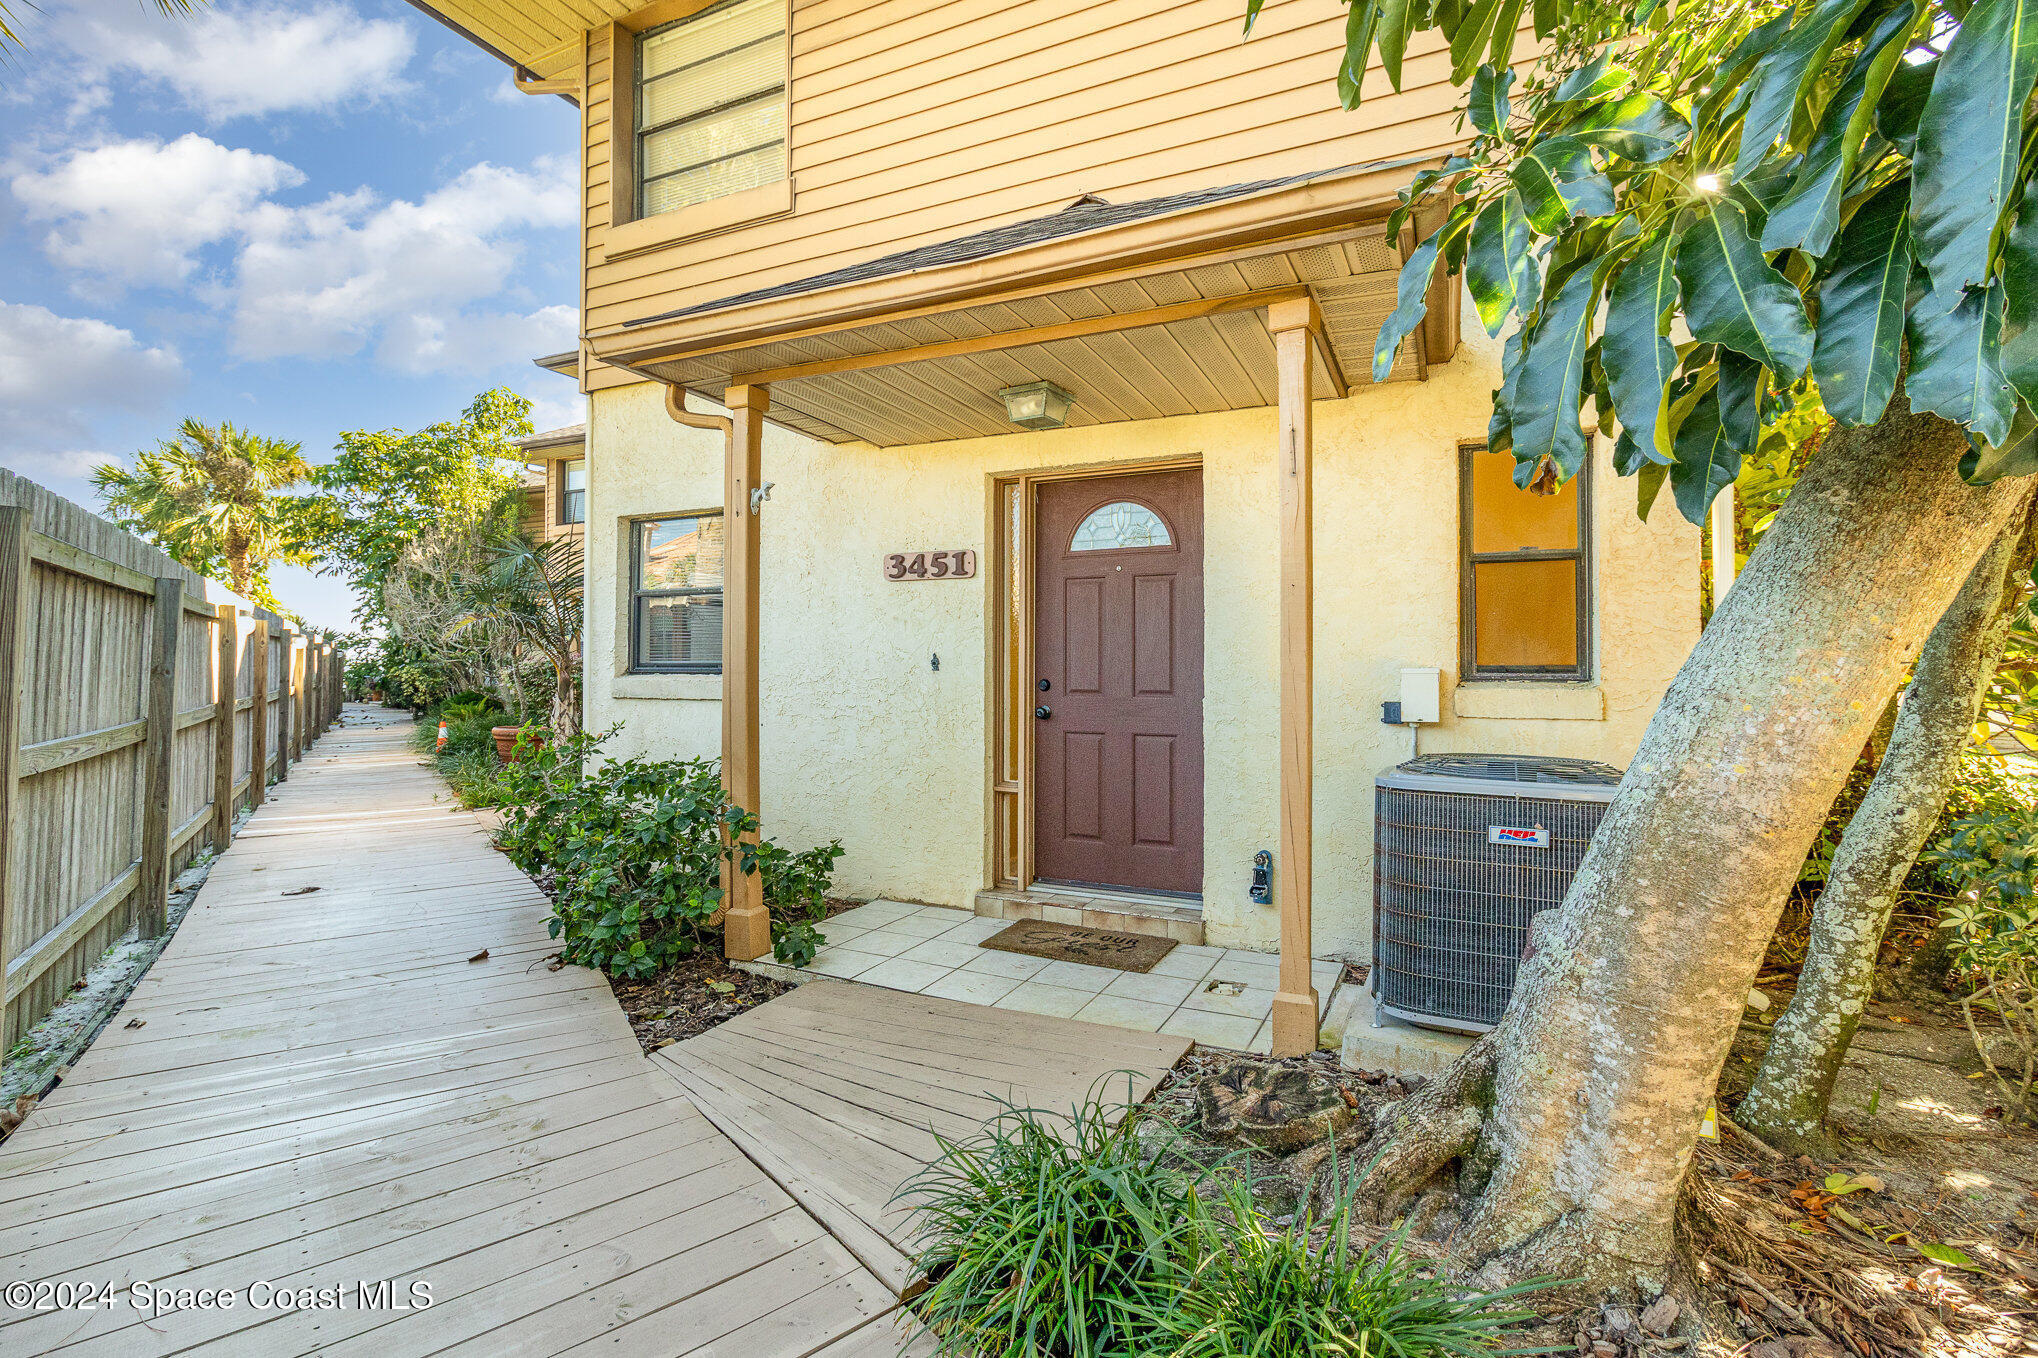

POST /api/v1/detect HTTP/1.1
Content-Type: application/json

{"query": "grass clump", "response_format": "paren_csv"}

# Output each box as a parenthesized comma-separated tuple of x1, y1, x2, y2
(904, 1085, 1211, 1358)
(906, 1095, 1545, 1358)
(1139, 1163, 1543, 1358)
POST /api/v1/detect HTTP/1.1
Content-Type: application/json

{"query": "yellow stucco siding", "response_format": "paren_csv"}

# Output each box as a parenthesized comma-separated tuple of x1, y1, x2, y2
(581, 315, 1700, 958)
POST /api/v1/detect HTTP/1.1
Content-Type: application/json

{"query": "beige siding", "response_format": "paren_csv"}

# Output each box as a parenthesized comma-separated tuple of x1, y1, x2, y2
(582, 0, 1466, 389)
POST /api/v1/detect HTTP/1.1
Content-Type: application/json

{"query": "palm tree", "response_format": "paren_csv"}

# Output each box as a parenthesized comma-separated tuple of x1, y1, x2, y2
(94, 418, 312, 609)
(450, 528, 585, 738)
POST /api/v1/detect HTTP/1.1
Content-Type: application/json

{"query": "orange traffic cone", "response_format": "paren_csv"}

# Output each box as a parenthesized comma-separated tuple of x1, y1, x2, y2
(436, 719, 449, 751)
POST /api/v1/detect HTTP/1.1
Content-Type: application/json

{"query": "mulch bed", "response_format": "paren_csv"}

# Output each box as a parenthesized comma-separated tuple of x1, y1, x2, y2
(606, 897, 867, 1052)
(609, 953, 793, 1052)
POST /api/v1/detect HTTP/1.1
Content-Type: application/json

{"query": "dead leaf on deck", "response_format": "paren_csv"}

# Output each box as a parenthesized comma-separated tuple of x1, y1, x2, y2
(281, 886, 321, 897)
(124, 1018, 145, 1028)
(468, 949, 489, 963)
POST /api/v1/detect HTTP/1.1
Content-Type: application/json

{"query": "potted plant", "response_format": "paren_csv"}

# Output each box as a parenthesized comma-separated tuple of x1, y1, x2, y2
(492, 723, 549, 763)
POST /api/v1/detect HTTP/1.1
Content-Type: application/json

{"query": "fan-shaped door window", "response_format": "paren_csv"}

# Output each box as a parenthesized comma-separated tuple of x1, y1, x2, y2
(1069, 500, 1171, 552)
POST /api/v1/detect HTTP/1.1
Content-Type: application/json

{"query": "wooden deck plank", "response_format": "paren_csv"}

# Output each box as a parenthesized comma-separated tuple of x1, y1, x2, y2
(0, 708, 903, 1356)
(653, 977, 1189, 1299)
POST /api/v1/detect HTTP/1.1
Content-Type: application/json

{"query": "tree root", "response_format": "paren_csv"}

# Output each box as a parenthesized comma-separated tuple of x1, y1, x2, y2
(1285, 1036, 1498, 1221)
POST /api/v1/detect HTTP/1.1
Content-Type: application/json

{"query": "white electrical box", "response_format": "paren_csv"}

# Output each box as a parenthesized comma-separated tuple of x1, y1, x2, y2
(1398, 667, 1442, 724)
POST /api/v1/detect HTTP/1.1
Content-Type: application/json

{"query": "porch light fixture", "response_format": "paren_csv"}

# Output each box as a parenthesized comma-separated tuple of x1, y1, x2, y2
(999, 380, 1075, 430)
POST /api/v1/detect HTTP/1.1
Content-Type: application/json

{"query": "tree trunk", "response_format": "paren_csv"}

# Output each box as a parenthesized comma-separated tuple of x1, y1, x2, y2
(550, 654, 579, 739)
(1737, 503, 2036, 1151)
(1350, 393, 2032, 1298)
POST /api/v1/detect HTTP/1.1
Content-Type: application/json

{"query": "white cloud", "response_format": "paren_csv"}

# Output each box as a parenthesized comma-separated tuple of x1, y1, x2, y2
(11, 138, 574, 375)
(12, 134, 302, 288)
(58, 1, 415, 120)
(378, 305, 580, 376)
(229, 157, 578, 372)
(0, 301, 184, 451)
(8, 448, 117, 481)
(522, 385, 588, 436)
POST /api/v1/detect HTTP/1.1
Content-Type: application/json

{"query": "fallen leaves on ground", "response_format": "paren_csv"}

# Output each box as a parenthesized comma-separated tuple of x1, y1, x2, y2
(610, 953, 793, 1053)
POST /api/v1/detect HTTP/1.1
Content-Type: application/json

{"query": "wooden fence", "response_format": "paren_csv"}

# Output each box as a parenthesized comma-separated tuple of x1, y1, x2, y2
(0, 469, 344, 1054)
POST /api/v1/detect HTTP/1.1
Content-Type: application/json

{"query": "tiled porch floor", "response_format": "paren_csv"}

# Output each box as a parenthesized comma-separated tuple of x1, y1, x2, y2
(800, 900, 1343, 1053)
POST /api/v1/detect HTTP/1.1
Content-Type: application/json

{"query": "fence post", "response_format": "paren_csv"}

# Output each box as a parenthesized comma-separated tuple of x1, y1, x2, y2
(275, 628, 294, 783)
(138, 578, 181, 939)
(211, 605, 238, 851)
(0, 507, 31, 1054)
(249, 619, 269, 808)
(292, 636, 306, 760)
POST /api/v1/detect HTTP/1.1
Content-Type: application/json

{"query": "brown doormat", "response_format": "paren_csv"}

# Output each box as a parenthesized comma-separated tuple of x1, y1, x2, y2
(980, 918, 1177, 974)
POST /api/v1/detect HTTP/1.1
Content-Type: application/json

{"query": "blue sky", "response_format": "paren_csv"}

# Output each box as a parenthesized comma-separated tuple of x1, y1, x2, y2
(0, 0, 585, 629)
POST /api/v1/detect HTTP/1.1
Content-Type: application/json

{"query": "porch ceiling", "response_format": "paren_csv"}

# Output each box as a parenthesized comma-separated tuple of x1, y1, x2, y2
(637, 227, 1417, 448)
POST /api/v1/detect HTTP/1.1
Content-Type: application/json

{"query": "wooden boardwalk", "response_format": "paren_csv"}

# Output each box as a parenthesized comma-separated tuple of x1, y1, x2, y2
(0, 705, 1193, 1356)
(0, 709, 913, 1357)
(657, 981, 1190, 1295)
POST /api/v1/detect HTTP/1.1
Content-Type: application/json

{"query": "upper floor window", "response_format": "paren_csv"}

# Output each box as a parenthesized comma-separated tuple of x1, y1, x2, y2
(559, 458, 586, 525)
(636, 0, 788, 219)
(1460, 444, 1592, 682)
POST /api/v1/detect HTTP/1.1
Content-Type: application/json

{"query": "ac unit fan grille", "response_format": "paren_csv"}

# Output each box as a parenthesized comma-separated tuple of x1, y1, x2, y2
(1375, 787, 1606, 1028)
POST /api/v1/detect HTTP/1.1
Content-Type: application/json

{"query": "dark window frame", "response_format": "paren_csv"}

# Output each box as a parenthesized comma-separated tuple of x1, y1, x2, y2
(1459, 440, 1594, 682)
(558, 458, 586, 526)
(635, 0, 788, 219)
(629, 511, 725, 675)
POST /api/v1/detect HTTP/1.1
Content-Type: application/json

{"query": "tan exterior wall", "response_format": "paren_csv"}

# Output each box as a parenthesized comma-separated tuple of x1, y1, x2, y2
(523, 457, 590, 547)
(580, 0, 1470, 389)
(579, 305, 1703, 959)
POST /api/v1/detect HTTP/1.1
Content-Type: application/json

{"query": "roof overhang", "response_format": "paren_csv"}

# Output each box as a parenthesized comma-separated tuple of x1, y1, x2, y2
(402, 0, 603, 90)
(591, 162, 1457, 448)
(513, 425, 587, 458)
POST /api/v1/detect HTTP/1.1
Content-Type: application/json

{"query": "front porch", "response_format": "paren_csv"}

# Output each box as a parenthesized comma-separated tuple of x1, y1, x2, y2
(770, 898, 1346, 1053)
(590, 173, 1465, 1057)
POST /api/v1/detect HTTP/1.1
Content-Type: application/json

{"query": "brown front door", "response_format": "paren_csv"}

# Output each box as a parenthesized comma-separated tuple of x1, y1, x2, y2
(1034, 469, 1203, 896)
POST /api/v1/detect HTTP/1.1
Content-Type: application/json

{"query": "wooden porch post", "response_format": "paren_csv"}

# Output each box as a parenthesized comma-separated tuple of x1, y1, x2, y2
(1268, 296, 1321, 1057)
(722, 383, 771, 961)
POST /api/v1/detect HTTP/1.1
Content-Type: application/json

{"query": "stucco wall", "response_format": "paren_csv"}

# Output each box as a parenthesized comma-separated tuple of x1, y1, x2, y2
(581, 316, 1702, 958)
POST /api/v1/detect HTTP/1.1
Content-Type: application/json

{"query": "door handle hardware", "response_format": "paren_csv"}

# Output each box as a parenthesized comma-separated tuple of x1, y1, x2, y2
(1035, 705, 1052, 720)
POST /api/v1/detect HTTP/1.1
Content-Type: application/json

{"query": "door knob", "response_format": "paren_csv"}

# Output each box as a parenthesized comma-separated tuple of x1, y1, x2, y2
(1035, 705, 1052, 720)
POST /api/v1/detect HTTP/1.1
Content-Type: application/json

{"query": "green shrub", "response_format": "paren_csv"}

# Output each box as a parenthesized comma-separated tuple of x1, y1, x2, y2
(1926, 801, 2038, 1117)
(494, 727, 839, 975)
(903, 1088, 1214, 1358)
(440, 747, 513, 808)
(1137, 1164, 1542, 1358)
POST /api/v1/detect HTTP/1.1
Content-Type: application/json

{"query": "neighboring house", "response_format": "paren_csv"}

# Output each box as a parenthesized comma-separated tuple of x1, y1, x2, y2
(415, 0, 1700, 1052)
(513, 418, 589, 548)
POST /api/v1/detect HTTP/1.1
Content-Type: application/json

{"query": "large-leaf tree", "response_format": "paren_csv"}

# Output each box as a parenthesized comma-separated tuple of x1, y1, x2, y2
(1295, 0, 2038, 1300)
(300, 388, 532, 628)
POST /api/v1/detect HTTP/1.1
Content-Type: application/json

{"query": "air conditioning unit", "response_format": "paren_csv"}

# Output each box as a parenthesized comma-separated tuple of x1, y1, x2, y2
(1373, 754, 1623, 1034)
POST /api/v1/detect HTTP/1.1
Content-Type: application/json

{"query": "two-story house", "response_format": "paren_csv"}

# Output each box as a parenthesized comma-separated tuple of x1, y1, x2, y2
(411, 0, 1701, 1054)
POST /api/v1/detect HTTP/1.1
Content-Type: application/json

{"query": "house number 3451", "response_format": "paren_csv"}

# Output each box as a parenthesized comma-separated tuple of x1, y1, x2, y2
(883, 550, 977, 581)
